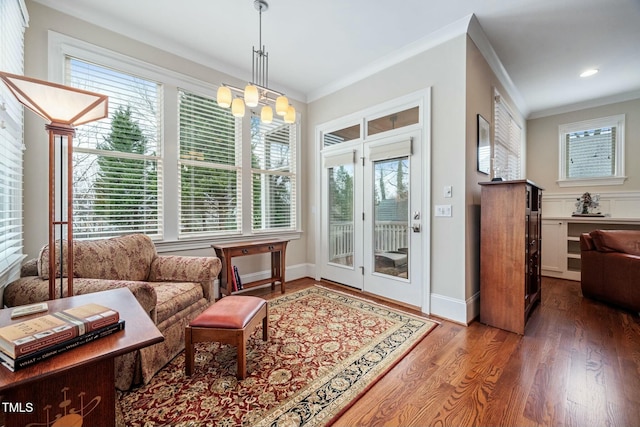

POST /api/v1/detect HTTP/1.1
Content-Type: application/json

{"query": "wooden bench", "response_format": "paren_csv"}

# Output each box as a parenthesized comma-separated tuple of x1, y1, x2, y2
(185, 296, 268, 379)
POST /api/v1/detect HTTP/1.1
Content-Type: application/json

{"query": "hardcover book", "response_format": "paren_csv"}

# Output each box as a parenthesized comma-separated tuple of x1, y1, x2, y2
(0, 303, 119, 359)
(0, 320, 125, 372)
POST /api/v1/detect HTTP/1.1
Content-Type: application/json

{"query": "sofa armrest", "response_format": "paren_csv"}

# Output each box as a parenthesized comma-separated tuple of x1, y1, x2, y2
(580, 233, 595, 251)
(20, 258, 38, 277)
(4, 277, 159, 323)
(148, 255, 222, 302)
(581, 252, 640, 312)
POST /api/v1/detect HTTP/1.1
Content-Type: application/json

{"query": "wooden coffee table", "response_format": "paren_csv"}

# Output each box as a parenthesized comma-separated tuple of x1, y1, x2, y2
(0, 288, 163, 426)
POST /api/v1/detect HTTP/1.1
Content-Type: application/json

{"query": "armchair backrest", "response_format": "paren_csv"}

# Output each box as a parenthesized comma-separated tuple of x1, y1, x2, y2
(588, 229, 640, 256)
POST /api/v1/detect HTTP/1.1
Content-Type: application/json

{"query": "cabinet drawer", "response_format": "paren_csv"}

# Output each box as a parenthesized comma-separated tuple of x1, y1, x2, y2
(227, 243, 282, 257)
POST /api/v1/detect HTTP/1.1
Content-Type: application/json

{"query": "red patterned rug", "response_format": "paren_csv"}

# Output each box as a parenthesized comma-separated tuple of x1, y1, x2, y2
(117, 286, 438, 426)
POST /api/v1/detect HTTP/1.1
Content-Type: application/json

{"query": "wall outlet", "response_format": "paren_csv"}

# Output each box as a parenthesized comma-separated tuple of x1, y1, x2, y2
(435, 205, 452, 217)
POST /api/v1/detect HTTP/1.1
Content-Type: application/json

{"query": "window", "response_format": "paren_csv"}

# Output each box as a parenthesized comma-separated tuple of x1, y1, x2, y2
(323, 124, 361, 147)
(558, 115, 626, 186)
(67, 58, 163, 239)
(251, 116, 297, 231)
(493, 90, 522, 181)
(178, 89, 241, 237)
(51, 32, 300, 247)
(0, 0, 28, 280)
(367, 106, 419, 136)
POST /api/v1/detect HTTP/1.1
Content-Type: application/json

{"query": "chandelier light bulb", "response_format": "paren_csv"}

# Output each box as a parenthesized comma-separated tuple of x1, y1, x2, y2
(231, 97, 245, 117)
(284, 104, 296, 124)
(275, 95, 289, 116)
(244, 84, 259, 107)
(216, 86, 232, 108)
(261, 105, 273, 123)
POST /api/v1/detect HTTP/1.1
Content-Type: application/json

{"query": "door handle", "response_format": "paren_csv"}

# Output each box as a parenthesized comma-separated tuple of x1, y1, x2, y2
(412, 223, 421, 232)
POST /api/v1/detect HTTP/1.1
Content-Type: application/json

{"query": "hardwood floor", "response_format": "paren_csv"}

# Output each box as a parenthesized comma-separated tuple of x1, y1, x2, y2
(245, 277, 640, 426)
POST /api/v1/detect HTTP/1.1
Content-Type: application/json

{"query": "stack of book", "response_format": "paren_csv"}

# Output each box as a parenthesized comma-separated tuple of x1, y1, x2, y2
(0, 303, 125, 372)
(232, 265, 243, 292)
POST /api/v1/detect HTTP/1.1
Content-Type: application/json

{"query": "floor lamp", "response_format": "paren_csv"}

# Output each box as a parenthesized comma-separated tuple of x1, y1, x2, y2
(0, 71, 108, 300)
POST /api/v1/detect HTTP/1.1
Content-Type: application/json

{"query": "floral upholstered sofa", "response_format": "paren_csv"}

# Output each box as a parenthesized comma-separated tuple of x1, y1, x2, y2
(3, 233, 221, 390)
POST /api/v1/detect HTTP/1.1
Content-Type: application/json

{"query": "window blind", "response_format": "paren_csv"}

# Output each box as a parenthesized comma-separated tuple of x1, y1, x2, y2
(493, 91, 522, 180)
(178, 89, 241, 236)
(66, 57, 163, 239)
(0, 0, 28, 277)
(566, 127, 615, 178)
(251, 116, 297, 231)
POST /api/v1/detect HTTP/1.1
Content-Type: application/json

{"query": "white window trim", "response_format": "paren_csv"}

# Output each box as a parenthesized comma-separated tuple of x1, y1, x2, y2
(557, 114, 626, 187)
(47, 31, 301, 252)
(0, 0, 29, 294)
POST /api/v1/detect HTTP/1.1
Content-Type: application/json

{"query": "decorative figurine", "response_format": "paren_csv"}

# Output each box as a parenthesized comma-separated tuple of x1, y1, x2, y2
(573, 192, 601, 216)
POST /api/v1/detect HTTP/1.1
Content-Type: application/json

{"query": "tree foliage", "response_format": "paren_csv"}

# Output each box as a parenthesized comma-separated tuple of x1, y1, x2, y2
(94, 106, 158, 230)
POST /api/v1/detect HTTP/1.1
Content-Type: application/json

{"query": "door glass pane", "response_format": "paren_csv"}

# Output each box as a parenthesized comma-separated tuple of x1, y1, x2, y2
(328, 164, 354, 266)
(323, 124, 360, 147)
(367, 106, 419, 136)
(373, 157, 409, 278)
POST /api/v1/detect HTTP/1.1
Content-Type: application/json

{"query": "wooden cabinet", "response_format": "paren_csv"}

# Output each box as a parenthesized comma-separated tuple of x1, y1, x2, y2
(479, 180, 543, 334)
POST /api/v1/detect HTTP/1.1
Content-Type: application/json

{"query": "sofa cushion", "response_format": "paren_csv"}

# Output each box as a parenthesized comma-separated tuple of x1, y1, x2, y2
(151, 281, 205, 325)
(590, 230, 640, 256)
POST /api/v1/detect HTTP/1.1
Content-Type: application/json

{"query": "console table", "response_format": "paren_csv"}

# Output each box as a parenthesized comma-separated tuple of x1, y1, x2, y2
(0, 288, 163, 426)
(213, 239, 288, 298)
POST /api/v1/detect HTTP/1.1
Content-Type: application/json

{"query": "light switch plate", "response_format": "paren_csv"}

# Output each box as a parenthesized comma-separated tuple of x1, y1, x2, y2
(435, 205, 452, 217)
(444, 186, 452, 198)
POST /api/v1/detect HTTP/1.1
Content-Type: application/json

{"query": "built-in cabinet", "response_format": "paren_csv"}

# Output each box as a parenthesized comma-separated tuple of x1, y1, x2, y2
(479, 180, 543, 335)
(542, 217, 640, 281)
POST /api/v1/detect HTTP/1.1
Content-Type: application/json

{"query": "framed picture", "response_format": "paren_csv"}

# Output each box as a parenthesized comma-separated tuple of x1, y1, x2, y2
(477, 114, 490, 175)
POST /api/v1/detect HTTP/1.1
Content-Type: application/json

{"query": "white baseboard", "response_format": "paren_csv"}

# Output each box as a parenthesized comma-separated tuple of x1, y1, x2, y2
(430, 291, 479, 325)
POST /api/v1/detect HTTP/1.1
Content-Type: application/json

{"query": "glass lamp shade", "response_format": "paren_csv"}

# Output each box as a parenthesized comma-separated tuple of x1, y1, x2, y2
(216, 86, 232, 108)
(284, 105, 296, 124)
(0, 71, 108, 127)
(261, 105, 273, 123)
(244, 84, 259, 107)
(275, 95, 289, 116)
(231, 98, 245, 117)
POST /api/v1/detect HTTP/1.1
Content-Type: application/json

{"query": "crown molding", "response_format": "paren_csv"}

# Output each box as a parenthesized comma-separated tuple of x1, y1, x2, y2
(528, 90, 640, 120)
(307, 14, 475, 103)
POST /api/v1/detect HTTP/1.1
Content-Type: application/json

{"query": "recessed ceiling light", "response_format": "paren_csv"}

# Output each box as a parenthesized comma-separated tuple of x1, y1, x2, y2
(580, 69, 599, 78)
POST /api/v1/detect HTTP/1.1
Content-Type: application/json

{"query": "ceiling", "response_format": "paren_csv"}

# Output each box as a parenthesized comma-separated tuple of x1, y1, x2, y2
(32, 0, 640, 118)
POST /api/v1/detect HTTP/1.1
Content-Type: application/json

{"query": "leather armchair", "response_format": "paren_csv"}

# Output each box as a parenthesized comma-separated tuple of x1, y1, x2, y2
(580, 229, 640, 313)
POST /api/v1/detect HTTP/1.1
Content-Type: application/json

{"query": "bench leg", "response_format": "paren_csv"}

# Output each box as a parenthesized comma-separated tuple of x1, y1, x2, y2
(237, 337, 246, 380)
(185, 326, 194, 376)
(262, 308, 269, 341)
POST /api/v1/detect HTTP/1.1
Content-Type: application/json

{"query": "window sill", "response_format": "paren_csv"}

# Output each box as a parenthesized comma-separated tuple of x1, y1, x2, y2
(154, 231, 303, 254)
(557, 176, 627, 187)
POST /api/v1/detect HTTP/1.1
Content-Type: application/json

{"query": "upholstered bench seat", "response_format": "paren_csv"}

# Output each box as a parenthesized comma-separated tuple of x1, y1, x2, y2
(185, 295, 268, 379)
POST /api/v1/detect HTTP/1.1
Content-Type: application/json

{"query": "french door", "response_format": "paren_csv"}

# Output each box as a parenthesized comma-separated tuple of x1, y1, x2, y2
(321, 131, 423, 307)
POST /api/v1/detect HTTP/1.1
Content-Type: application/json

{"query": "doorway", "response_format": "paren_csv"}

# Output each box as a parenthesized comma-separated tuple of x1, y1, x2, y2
(318, 94, 429, 308)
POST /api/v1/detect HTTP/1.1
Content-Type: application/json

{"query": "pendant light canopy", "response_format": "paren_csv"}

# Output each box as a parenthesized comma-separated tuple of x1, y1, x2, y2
(216, 0, 295, 124)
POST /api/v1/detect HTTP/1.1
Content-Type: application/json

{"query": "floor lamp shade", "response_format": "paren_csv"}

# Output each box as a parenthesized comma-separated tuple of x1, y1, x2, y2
(0, 71, 108, 299)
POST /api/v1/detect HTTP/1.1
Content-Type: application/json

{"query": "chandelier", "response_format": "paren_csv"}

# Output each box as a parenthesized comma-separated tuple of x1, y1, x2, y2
(216, 0, 295, 124)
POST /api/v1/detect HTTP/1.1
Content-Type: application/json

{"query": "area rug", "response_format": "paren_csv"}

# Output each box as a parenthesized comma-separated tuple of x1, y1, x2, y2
(117, 286, 438, 426)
